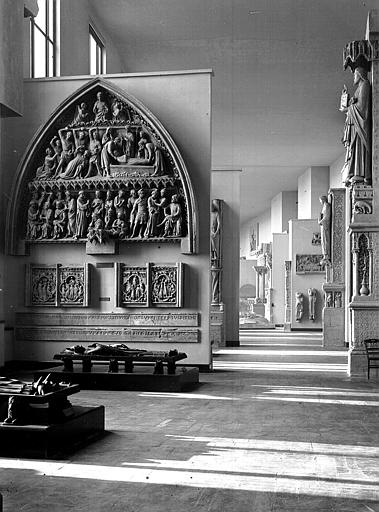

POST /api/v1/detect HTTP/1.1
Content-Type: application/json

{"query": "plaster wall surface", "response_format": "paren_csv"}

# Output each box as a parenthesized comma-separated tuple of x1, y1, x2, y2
(22, 0, 125, 79)
(271, 191, 298, 234)
(289, 219, 324, 330)
(298, 167, 329, 219)
(282, 191, 298, 230)
(271, 192, 283, 235)
(0, 0, 23, 116)
(272, 232, 289, 326)
(240, 260, 256, 296)
(329, 153, 345, 189)
(211, 170, 241, 343)
(256, 209, 272, 244)
(2, 71, 212, 366)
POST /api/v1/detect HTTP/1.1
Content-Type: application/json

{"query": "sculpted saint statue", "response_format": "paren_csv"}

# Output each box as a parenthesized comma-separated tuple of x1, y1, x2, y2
(307, 288, 317, 321)
(295, 292, 304, 322)
(210, 200, 221, 267)
(318, 195, 331, 265)
(340, 66, 371, 186)
(93, 91, 109, 123)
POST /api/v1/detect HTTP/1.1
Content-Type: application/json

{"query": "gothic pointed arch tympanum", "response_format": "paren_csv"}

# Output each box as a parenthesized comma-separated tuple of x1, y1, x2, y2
(6, 78, 198, 254)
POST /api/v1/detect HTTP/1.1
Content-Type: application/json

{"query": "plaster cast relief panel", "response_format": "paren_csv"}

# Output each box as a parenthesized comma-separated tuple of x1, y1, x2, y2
(26, 265, 57, 307)
(116, 262, 184, 308)
(295, 255, 324, 274)
(7, 79, 198, 255)
(59, 265, 89, 307)
(151, 263, 183, 308)
(295, 292, 304, 322)
(116, 264, 149, 307)
(26, 264, 89, 307)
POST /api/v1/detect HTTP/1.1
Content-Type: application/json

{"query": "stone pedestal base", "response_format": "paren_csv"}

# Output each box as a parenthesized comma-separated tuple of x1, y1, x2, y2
(323, 308, 345, 348)
(210, 304, 225, 348)
(0, 405, 104, 458)
(348, 349, 369, 378)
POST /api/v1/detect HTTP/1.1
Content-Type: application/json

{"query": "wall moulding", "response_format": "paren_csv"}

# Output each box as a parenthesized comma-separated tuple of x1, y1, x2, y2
(6, 78, 198, 255)
(15, 326, 200, 343)
(15, 312, 200, 327)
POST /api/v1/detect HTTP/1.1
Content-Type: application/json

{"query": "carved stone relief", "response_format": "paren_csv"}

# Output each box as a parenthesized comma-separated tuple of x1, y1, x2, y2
(295, 254, 324, 274)
(329, 189, 345, 284)
(210, 199, 223, 305)
(117, 264, 149, 307)
(15, 312, 199, 327)
(284, 261, 291, 324)
(352, 232, 373, 297)
(27, 265, 57, 307)
(26, 264, 89, 307)
(116, 262, 184, 308)
(7, 79, 198, 255)
(151, 263, 183, 307)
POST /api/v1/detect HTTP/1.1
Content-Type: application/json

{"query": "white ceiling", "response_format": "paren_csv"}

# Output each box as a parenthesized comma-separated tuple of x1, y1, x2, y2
(92, 0, 377, 224)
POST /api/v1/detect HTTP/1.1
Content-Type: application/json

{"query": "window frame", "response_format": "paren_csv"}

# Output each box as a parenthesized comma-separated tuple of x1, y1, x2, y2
(89, 25, 105, 75)
(30, 0, 57, 78)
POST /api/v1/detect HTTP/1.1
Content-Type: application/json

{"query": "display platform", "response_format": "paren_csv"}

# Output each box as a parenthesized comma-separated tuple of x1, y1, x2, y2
(35, 366, 199, 391)
(0, 405, 105, 458)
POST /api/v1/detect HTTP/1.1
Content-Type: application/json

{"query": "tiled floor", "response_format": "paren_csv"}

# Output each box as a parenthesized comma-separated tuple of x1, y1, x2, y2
(1, 331, 379, 511)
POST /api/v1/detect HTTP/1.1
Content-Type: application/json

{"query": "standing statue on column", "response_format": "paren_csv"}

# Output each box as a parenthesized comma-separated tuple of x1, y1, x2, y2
(210, 200, 221, 267)
(318, 195, 331, 265)
(308, 288, 317, 321)
(210, 200, 222, 305)
(340, 66, 371, 186)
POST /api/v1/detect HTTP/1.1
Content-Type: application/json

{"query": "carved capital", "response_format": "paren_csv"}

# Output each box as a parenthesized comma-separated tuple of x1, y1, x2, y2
(343, 40, 373, 71)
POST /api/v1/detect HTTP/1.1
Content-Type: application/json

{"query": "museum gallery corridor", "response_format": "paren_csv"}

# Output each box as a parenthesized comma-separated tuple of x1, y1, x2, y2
(1, 331, 379, 512)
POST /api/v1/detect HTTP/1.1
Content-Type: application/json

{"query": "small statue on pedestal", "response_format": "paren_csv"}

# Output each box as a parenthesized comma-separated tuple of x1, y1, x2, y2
(308, 288, 317, 321)
(295, 292, 304, 322)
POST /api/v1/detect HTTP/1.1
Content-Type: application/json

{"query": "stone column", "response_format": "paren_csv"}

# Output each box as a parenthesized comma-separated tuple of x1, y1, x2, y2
(341, 19, 379, 376)
(210, 199, 225, 348)
(322, 188, 346, 348)
(284, 261, 292, 331)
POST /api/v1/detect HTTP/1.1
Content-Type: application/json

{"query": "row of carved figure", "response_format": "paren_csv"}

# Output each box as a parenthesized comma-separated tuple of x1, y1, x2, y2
(26, 262, 183, 308)
(34, 124, 167, 181)
(26, 187, 184, 242)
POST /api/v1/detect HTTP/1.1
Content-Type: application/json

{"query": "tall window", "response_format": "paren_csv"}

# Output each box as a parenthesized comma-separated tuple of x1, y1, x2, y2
(89, 26, 105, 75)
(30, 0, 57, 78)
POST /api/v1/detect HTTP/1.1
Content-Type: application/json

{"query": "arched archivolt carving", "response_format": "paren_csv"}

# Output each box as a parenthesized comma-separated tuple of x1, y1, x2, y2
(6, 78, 198, 255)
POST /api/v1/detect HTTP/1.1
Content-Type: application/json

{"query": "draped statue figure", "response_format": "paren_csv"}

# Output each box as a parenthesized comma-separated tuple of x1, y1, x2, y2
(340, 66, 371, 186)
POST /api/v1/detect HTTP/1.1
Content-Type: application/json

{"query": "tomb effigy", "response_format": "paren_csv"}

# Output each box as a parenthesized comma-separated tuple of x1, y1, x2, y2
(0, 374, 104, 458)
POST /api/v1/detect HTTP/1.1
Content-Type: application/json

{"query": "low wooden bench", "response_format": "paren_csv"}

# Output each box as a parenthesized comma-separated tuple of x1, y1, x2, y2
(54, 350, 187, 375)
(364, 339, 379, 379)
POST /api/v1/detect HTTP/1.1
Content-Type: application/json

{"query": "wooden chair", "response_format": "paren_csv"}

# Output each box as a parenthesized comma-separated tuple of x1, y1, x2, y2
(364, 339, 379, 379)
